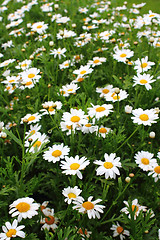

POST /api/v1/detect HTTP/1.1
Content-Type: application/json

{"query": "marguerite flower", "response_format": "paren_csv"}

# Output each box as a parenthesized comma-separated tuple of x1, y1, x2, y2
(148, 164, 160, 182)
(25, 132, 49, 153)
(73, 196, 105, 219)
(111, 222, 130, 240)
(95, 126, 112, 138)
(87, 103, 113, 119)
(0, 219, 25, 239)
(43, 143, 70, 163)
(105, 89, 129, 102)
(73, 65, 93, 77)
(62, 186, 83, 204)
(134, 56, 155, 73)
(94, 153, 122, 179)
(31, 21, 48, 34)
(40, 101, 62, 115)
(113, 48, 134, 63)
(60, 155, 90, 179)
(59, 83, 80, 97)
(96, 85, 114, 98)
(20, 67, 41, 82)
(50, 48, 66, 59)
(9, 197, 39, 222)
(133, 73, 156, 90)
(25, 124, 41, 138)
(20, 113, 41, 124)
(15, 59, 32, 70)
(87, 57, 106, 67)
(121, 199, 147, 219)
(40, 208, 58, 232)
(131, 108, 159, 126)
(134, 151, 157, 171)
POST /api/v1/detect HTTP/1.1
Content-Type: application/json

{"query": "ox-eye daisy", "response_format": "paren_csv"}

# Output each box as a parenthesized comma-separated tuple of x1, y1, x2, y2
(15, 59, 32, 70)
(50, 48, 66, 59)
(43, 143, 70, 163)
(20, 68, 41, 82)
(133, 73, 156, 90)
(59, 83, 80, 97)
(62, 186, 83, 204)
(134, 56, 155, 73)
(73, 65, 93, 77)
(73, 196, 105, 219)
(60, 155, 90, 179)
(9, 197, 39, 222)
(134, 151, 157, 171)
(113, 48, 134, 63)
(40, 208, 58, 232)
(111, 222, 130, 240)
(87, 57, 106, 67)
(25, 124, 41, 138)
(25, 132, 49, 153)
(0, 219, 25, 239)
(94, 153, 122, 179)
(31, 21, 48, 34)
(40, 101, 62, 115)
(148, 164, 160, 182)
(121, 199, 147, 220)
(20, 113, 41, 124)
(95, 126, 112, 138)
(105, 89, 129, 102)
(87, 103, 113, 120)
(96, 85, 114, 98)
(131, 108, 159, 126)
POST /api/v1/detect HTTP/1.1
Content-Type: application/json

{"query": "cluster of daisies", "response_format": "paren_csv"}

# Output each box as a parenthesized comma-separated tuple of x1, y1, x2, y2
(0, 0, 160, 239)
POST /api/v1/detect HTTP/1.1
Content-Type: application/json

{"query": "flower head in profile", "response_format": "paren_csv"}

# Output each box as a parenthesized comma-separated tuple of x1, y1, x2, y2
(9, 197, 39, 222)
(94, 153, 122, 179)
(121, 199, 147, 219)
(73, 196, 105, 219)
(0, 219, 25, 239)
(60, 155, 90, 179)
(131, 108, 159, 126)
(110, 222, 130, 240)
(40, 208, 58, 232)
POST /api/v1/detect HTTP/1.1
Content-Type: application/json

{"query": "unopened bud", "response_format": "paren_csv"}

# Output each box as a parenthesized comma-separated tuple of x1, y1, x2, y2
(134, 41, 138, 45)
(125, 177, 131, 183)
(49, 41, 54, 46)
(114, 87, 120, 94)
(125, 105, 133, 114)
(23, 118, 28, 123)
(29, 55, 34, 60)
(149, 37, 154, 43)
(48, 84, 51, 88)
(21, 48, 25, 52)
(26, 95, 30, 99)
(1, 132, 7, 138)
(149, 131, 155, 139)
(129, 173, 134, 178)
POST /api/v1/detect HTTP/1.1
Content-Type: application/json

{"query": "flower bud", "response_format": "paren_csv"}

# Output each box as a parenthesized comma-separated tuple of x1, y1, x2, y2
(1, 132, 7, 138)
(49, 41, 54, 46)
(114, 87, 120, 94)
(125, 177, 131, 183)
(125, 105, 133, 114)
(149, 131, 155, 139)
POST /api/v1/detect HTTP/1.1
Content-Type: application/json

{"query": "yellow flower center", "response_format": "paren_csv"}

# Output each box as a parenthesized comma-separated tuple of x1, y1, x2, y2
(120, 53, 127, 58)
(156, 43, 160, 47)
(105, 33, 110, 36)
(113, 95, 120, 100)
(140, 79, 148, 84)
(37, 25, 42, 28)
(77, 77, 84, 82)
(94, 59, 100, 64)
(102, 89, 109, 94)
(68, 193, 76, 199)
(82, 201, 94, 210)
(85, 123, 92, 127)
(96, 106, 106, 112)
(80, 70, 87, 75)
(9, 80, 15, 83)
(30, 130, 36, 135)
(70, 163, 80, 170)
(88, 26, 92, 29)
(45, 215, 55, 225)
(16, 202, 30, 212)
(52, 150, 62, 157)
(117, 226, 124, 234)
(28, 116, 36, 121)
(33, 140, 41, 147)
(6, 86, 11, 90)
(66, 125, 72, 129)
(99, 128, 107, 133)
(132, 205, 139, 213)
(139, 114, 149, 121)
(25, 81, 33, 86)
(28, 73, 35, 78)
(65, 63, 69, 66)
(141, 158, 149, 165)
(141, 63, 148, 68)
(67, 88, 73, 92)
(154, 166, 160, 174)
(21, 63, 27, 67)
(71, 116, 80, 122)
(149, 14, 155, 17)
(103, 162, 113, 169)
(48, 106, 55, 112)
(6, 229, 17, 237)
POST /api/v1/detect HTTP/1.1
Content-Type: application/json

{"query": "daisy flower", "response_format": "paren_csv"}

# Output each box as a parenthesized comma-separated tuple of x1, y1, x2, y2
(131, 108, 159, 126)
(73, 65, 93, 77)
(60, 122, 74, 135)
(76, 227, 92, 239)
(15, 59, 32, 70)
(61, 108, 88, 130)
(62, 186, 83, 204)
(134, 151, 157, 171)
(148, 164, 160, 182)
(1, 75, 20, 85)
(25, 132, 49, 153)
(95, 126, 112, 138)
(134, 56, 155, 73)
(105, 89, 129, 102)
(87, 103, 113, 120)
(0, 59, 15, 68)
(87, 57, 106, 67)
(43, 143, 70, 163)
(31, 21, 48, 34)
(133, 73, 156, 90)
(40, 208, 58, 232)
(121, 199, 147, 219)
(25, 124, 41, 138)
(96, 85, 114, 98)
(113, 48, 134, 63)
(81, 122, 96, 134)
(40, 101, 62, 115)
(99, 30, 115, 40)
(0, 219, 25, 239)
(73, 196, 105, 219)
(20, 67, 41, 82)
(9, 197, 39, 222)
(59, 83, 80, 97)
(60, 155, 90, 179)
(111, 222, 130, 240)
(59, 60, 73, 69)
(50, 48, 66, 59)
(94, 153, 122, 179)
(20, 113, 41, 124)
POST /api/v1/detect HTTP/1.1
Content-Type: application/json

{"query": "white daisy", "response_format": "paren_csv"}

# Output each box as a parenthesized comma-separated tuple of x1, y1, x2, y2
(111, 222, 130, 240)
(131, 108, 159, 126)
(62, 186, 83, 204)
(59, 83, 80, 97)
(15, 59, 32, 70)
(134, 151, 157, 171)
(95, 126, 112, 138)
(9, 197, 39, 222)
(50, 48, 66, 59)
(87, 103, 113, 120)
(25, 132, 49, 153)
(73, 65, 93, 77)
(133, 73, 156, 90)
(113, 48, 134, 63)
(43, 143, 70, 163)
(87, 57, 106, 67)
(31, 21, 48, 34)
(73, 196, 105, 219)
(20, 113, 41, 124)
(148, 164, 160, 182)
(20, 67, 41, 82)
(0, 59, 15, 68)
(94, 153, 122, 179)
(105, 89, 129, 102)
(134, 56, 155, 73)
(81, 122, 96, 134)
(0, 219, 25, 239)
(121, 199, 147, 220)
(25, 124, 41, 138)
(40, 101, 62, 115)
(40, 208, 58, 232)
(60, 155, 90, 179)
(96, 85, 114, 98)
